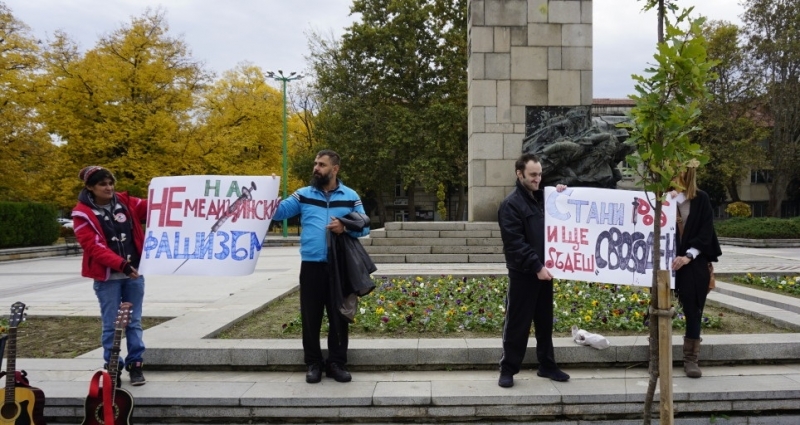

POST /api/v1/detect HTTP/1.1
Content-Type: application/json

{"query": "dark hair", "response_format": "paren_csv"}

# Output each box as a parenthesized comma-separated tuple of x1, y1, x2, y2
(515, 153, 540, 173)
(86, 169, 115, 186)
(316, 149, 340, 166)
(79, 166, 116, 186)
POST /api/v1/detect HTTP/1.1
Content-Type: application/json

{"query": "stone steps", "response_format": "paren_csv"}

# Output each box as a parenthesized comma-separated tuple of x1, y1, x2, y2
(30, 360, 800, 424)
(40, 250, 799, 424)
(138, 334, 800, 370)
(358, 223, 800, 264)
(362, 222, 503, 263)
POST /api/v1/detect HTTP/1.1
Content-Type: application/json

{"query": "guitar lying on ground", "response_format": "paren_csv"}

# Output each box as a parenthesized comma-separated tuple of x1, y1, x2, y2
(81, 302, 134, 425)
(0, 301, 46, 425)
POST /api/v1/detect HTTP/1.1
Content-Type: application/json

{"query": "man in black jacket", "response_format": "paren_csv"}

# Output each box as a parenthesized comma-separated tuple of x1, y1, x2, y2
(497, 153, 570, 388)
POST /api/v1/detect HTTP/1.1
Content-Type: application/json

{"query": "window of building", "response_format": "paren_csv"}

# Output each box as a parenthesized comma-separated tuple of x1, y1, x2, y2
(395, 179, 406, 197)
(751, 170, 772, 184)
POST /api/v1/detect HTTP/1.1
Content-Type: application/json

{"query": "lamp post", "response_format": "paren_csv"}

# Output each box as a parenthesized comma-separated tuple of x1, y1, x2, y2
(266, 70, 304, 238)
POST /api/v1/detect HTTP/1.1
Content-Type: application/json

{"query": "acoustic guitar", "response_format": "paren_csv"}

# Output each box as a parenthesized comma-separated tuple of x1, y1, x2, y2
(0, 301, 46, 425)
(81, 302, 134, 425)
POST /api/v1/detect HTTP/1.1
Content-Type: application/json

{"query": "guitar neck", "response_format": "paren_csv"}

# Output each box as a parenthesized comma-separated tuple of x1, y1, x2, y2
(4, 327, 17, 405)
(107, 328, 124, 391)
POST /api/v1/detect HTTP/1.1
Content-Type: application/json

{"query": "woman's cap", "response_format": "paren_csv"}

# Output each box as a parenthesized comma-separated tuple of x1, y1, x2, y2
(79, 166, 112, 184)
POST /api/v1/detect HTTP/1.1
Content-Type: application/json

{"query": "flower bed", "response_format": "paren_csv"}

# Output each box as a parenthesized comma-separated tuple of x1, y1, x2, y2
(733, 273, 800, 297)
(282, 275, 721, 334)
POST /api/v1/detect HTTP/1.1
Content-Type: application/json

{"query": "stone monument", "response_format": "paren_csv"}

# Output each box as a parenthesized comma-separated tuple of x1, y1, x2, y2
(521, 106, 634, 188)
(468, 0, 593, 221)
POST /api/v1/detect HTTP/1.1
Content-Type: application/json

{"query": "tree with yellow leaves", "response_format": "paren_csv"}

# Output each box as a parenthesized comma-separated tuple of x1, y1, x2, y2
(196, 66, 279, 172)
(0, 3, 58, 203)
(39, 8, 210, 206)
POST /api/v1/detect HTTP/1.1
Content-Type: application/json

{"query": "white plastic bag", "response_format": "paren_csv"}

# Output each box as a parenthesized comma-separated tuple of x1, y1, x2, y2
(571, 325, 611, 350)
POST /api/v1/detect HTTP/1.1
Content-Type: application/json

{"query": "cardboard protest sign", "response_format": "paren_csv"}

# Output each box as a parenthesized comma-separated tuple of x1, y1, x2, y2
(138, 176, 280, 276)
(544, 187, 677, 288)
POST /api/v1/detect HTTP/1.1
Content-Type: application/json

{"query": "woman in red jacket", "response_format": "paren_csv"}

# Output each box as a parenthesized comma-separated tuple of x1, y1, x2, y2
(72, 166, 148, 386)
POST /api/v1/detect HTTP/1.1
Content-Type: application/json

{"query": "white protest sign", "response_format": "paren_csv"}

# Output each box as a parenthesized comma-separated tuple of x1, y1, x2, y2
(543, 187, 677, 288)
(138, 176, 281, 276)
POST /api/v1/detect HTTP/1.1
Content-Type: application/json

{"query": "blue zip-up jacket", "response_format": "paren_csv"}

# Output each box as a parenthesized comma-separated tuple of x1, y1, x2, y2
(273, 181, 369, 262)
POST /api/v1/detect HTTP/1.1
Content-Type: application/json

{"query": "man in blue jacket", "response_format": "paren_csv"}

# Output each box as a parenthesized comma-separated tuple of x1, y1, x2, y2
(273, 150, 369, 384)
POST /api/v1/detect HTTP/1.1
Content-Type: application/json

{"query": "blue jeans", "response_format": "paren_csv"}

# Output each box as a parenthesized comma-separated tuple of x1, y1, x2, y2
(93, 276, 145, 366)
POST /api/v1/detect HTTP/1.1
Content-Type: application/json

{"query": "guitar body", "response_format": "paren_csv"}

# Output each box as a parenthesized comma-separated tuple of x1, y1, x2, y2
(0, 386, 46, 425)
(81, 303, 134, 425)
(80, 388, 133, 425)
(0, 303, 46, 425)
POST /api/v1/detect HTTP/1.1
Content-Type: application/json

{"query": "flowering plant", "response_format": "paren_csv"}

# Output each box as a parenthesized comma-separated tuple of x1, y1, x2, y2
(726, 202, 752, 218)
(281, 275, 721, 335)
(734, 273, 800, 296)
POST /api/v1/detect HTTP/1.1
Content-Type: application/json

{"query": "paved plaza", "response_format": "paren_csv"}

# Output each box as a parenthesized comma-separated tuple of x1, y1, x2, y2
(0, 243, 799, 423)
(8, 244, 795, 318)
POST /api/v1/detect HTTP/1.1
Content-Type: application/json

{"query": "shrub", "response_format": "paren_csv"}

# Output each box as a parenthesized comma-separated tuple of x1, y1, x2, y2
(715, 217, 800, 239)
(726, 201, 752, 218)
(0, 202, 61, 248)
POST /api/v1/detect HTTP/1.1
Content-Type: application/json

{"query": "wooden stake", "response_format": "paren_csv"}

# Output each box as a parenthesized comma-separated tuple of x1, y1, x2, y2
(657, 269, 674, 424)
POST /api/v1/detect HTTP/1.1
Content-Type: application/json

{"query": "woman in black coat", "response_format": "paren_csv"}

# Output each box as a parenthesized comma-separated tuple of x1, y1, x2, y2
(670, 164, 722, 378)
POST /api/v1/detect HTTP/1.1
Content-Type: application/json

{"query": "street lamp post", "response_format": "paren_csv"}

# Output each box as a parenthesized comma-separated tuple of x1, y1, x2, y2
(266, 70, 304, 238)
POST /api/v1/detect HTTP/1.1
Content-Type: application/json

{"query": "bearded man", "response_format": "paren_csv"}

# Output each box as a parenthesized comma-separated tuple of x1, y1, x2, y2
(272, 150, 369, 383)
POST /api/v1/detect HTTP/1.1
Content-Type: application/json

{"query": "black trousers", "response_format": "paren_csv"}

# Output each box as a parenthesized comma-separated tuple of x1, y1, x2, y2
(299, 261, 348, 366)
(499, 268, 558, 375)
(676, 258, 710, 340)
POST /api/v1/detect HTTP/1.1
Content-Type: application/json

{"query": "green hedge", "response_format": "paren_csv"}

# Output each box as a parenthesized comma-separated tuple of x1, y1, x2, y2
(0, 202, 61, 248)
(715, 217, 800, 239)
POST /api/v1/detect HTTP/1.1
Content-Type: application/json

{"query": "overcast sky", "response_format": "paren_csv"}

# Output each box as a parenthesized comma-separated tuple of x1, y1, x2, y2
(8, 0, 745, 98)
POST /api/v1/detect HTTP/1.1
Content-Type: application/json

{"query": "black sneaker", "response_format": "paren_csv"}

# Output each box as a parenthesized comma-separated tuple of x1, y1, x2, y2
(126, 361, 146, 386)
(103, 363, 122, 387)
(306, 363, 322, 384)
(325, 362, 352, 383)
(537, 367, 570, 382)
(498, 374, 514, 388)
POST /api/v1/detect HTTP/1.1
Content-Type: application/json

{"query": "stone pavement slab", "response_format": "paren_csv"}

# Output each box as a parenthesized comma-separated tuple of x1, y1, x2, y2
(0, 247, 299, 318)
(241, 381, 377, 407)
(373, 381, 431, 406)
(2, 244, 799, 320)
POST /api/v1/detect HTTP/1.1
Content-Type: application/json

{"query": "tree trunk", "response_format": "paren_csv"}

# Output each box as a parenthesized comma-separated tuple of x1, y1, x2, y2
(406, 183, 416, 221)
(767, 174, 789, 217)
(376, 196, 387, 227)
(644, 3, 666, 419)
(643, 314, 659, 425)
(726, 179, 740, 202)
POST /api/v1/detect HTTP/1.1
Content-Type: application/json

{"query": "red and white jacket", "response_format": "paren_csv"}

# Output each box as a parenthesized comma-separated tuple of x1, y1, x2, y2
(72, 192, 148, 281)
